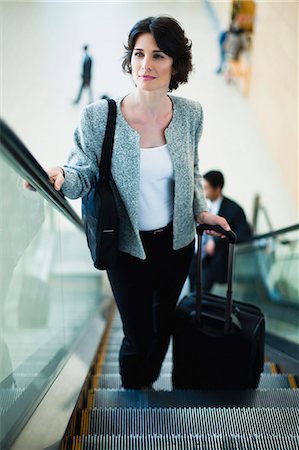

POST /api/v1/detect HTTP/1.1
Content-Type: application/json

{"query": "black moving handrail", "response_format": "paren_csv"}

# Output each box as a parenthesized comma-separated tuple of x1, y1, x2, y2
(236, 223, 299, 247)
(0, 118, 84, 231)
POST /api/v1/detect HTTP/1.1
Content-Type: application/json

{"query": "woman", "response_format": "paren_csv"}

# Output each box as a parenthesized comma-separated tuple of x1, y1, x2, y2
(26, 16, 230, 389)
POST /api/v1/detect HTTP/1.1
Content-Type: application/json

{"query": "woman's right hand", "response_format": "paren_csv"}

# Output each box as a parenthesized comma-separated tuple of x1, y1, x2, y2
(47, 166, 65, 191)
(24, 166, 65, 192)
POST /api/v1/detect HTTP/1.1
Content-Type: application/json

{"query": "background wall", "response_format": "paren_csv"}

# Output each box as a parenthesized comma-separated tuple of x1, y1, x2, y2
(209, 0, 298, 224)
(209, 0, 231, 29)
(249, 1, 298, 208)
(1, 0, 298, 232)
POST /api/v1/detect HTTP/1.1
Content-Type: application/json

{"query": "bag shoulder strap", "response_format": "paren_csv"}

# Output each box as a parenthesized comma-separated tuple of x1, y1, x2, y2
(99, 99, 117, 181)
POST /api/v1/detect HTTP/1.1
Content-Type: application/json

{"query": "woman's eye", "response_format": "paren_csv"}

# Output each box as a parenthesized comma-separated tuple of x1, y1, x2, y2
(133, 52, 165, 59)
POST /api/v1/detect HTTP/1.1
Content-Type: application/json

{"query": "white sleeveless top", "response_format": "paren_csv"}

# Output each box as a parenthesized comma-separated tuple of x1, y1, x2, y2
(138, 144, 174, 231)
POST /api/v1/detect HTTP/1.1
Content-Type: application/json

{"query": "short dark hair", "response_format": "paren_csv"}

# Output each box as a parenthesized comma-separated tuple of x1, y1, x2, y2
(122, 16, 193, 92)
(204, 171, 225, 189)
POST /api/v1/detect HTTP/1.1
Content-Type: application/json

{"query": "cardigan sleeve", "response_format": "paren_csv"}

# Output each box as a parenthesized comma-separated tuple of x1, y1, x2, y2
(60, 104, 105, 199)
(193, 103, 209, 216)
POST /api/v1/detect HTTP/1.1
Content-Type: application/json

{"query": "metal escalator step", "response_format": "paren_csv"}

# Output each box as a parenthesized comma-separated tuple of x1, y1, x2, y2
(263, 362, 280, 373)
(105, 341, 173, 349)
(111, 318, 122, 326)
(153, 374, 172, 390)
(103, 352, 173, 363)
(97, 372, 296, 389)
(259, 374, 295, 388)
(98, 375, 122, 389)
(108, 332, 125, 338)
(110, 324, 123, 330)
(85, 407, 299, 435)
(97, 362, 173, 375)
(99, 356, 278, 377)
(105, 344, 123, 353)
(92, 388, 299, 408)
(96, 373, 173, 390)
(66, 434, 299, 450)
(106, 337, 123, 345)
(107, 335, 122, 343)
(106, 335, 173, 349)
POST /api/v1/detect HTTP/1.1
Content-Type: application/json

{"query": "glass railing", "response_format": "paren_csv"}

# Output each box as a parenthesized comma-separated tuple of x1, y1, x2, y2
(232, 226, 299, 345)
(0, 121, 104, 448)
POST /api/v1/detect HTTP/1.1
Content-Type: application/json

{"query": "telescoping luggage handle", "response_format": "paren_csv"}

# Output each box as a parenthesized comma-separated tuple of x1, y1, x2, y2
(196, 224, 237, 333)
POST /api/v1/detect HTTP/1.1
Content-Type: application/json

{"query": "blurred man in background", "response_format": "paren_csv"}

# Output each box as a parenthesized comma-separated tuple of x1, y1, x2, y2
(73, 44, 93, 105)
(189, 170, 252, 292)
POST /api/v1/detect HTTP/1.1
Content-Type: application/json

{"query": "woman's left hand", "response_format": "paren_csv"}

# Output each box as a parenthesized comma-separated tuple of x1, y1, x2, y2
(196, 211, 231, 238)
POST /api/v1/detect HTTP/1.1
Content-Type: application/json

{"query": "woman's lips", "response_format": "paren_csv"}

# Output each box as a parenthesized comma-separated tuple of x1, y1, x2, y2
(140, 75, 156, 80)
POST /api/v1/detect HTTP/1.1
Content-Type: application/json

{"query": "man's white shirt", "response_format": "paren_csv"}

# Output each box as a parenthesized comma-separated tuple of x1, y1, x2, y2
(207, 195, 223, 215)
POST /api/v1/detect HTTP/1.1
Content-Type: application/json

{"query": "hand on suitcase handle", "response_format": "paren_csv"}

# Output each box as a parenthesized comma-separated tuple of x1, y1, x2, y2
(197, 224, 237, 244)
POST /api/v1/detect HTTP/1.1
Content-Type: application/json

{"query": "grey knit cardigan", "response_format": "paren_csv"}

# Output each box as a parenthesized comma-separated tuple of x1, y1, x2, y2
(61, 94, 208, 260)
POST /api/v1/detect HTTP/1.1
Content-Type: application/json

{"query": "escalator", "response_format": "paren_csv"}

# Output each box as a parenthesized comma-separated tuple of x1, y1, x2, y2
(1, 119, 299, 449)
(61, 301, 299, 450)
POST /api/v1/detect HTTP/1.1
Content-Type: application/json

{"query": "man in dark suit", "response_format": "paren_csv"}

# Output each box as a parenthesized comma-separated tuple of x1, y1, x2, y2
(73, 45, 93, 105)
(189, 170, 252, 292)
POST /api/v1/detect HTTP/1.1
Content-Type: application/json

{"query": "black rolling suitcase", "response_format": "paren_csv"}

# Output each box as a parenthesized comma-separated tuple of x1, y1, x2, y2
(172, 224, 265, 389)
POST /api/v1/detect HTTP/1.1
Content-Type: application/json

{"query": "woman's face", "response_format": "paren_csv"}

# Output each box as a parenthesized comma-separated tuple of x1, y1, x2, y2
(131, 32, 174, 93)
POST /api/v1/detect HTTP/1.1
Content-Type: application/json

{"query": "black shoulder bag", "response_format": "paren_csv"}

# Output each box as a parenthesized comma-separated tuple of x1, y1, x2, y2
(81, 99, 119, 270)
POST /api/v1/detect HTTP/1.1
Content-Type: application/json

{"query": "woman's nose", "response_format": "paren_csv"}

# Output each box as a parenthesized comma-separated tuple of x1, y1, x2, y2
(141, 56, 152, 71)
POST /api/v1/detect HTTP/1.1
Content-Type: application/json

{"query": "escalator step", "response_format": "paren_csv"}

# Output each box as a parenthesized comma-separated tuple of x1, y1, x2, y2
(108, 332, 125, 338)
(110, 326, 123, 332)
(92, 388, 299, 408)
(81, 407, 299, 435)
(263, 362, 280, 373)
(96, 373, 297, 390)
(259, 374, 296, 388)
(106, 336, 173, 347)
(103, 352, 172, 363)
(97, 374, 166, 390)
(98, 356, 279, 374)
(105, 342, 172, 352)
(96, 362, 172, 375)
(105, 338, 123, 346)
(64, 434, 299, 450)
(103, 344, 274, 361)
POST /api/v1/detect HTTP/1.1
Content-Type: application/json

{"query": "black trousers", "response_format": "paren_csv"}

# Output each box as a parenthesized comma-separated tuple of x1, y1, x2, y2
(107, 222, 194, 389)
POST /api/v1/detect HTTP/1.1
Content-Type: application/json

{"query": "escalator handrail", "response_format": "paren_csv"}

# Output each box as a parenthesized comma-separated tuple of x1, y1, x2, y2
(0, 118, 84, 231)
(237, 223, 299, 246)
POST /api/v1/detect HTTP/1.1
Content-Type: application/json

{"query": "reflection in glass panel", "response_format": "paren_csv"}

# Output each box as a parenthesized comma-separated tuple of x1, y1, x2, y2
(232, 228, 299, 344)
(0, 152, 102, 447)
